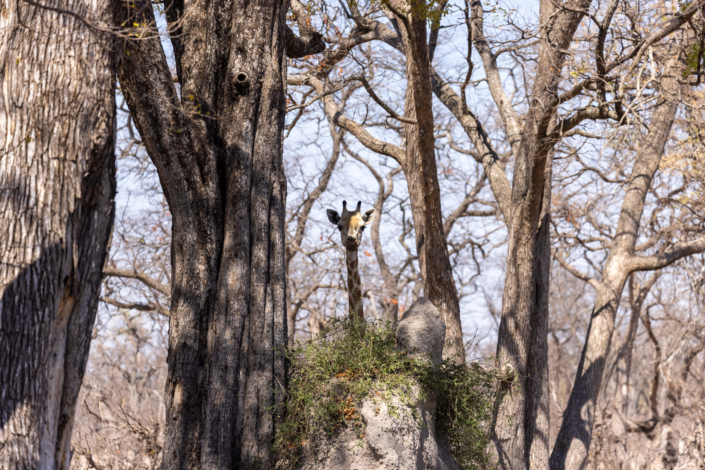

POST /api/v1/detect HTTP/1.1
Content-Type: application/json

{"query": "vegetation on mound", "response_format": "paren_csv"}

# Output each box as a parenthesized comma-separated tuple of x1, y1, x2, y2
(273, 318, 500, 469)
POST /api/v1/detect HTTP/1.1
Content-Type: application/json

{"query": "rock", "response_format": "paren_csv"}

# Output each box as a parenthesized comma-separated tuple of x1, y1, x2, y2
(395, 297, 446, 366)
(299, 385, 459, 470)
(293, 299, 459, 470)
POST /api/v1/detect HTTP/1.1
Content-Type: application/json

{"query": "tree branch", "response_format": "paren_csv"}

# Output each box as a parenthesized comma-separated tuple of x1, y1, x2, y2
(286, 119, 341, 265)
(553, 250, 602, 290)
(103, 266, 171, 296)
(353, 74, 417, 124)
(550, 105, 622, 138)
(101, 297, 170, 318)
(470, 0, 523, 155)
(285, 25, 326, 58)
(628, 237, 705, 272)
(291, 74, 406, 164)
(614, 0, 705, 74)
(443, 175, 488, 237)
(285, 0, 326, 58)
(429, 68, 511, 219)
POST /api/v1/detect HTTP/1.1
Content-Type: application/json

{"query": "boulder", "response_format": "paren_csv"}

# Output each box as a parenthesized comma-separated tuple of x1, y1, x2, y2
(395, 297, 446, 366)
(299, 385, 459, 470)
(296, 298, 458, 470)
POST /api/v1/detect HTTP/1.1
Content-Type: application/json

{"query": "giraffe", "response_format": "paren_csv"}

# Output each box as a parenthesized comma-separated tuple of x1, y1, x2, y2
(326, 200, 375, 322)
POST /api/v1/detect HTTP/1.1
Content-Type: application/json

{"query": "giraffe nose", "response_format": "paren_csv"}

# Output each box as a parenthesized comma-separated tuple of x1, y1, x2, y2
(347, 236, 356, 243)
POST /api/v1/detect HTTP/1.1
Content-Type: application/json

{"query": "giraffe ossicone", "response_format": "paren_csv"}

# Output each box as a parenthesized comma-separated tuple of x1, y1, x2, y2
(326, 200, 376, 321)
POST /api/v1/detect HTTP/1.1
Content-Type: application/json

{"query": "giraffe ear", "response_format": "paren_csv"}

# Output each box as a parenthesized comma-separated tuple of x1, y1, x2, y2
(326, 209, 341, 225)
(362, 208, 376, 224)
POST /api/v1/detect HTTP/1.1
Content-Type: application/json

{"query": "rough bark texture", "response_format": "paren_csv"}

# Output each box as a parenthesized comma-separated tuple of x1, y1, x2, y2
(549, 64, 681, 470)
(118, 0, 295, 466)
(491, 1, 591, 468)
(391, 0, 464, 362)
(0, 1, 118, 468)
(524, 156, 552, 470)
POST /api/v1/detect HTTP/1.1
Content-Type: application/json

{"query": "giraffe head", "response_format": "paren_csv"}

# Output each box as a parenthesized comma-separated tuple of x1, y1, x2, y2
(326, 200, 375, 251)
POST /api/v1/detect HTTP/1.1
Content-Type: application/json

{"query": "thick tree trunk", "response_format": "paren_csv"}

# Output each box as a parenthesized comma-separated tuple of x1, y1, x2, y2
(491, 1, 590, 468)
(492, 147, 553, 470)
(526, 158, 552, 469)
(118, 0, 297, 466)
(391, 1, 465, 362)
(0, 2, 118, 468)
(549, 80, 680, 470)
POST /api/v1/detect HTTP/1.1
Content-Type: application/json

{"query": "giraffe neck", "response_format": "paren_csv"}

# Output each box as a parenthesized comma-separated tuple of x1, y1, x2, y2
(345, 249, 364, 321)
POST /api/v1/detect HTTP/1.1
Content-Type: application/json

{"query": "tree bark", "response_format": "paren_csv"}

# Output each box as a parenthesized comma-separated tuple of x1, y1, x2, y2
(118, 0, 295, 466)
(390, 0, 465, 362)
(549, 60, 682, 470)
(616, 273, 658, 414)
(0, 1, 119, 468)
(491, 1, 591, 468)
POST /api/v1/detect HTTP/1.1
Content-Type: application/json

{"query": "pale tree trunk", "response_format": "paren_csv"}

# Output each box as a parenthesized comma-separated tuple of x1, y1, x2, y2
(0, 1, 119, 468)
(549, 59, 684, 470)
(117, 0, 323, 467)
(390, 0, 464, 362)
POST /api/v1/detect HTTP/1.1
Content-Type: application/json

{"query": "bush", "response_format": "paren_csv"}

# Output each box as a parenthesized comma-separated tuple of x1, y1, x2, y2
(273, 317, 499, 469)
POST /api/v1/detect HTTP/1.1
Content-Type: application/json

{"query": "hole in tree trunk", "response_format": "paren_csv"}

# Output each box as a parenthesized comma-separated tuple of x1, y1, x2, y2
(233, 72, 250, 96)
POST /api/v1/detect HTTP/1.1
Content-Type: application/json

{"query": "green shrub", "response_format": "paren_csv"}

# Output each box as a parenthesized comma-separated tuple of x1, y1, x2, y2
(272, 317, 499, 469)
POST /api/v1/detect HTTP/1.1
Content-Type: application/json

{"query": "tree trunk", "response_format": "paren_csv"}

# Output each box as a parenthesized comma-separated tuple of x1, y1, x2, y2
(117, 0, 299, 466)
(391, 0, 465, 362)
(0, 2, 119, 468)
(613, 273, 657, 414)
(491, 1, 591, 467)
(492, 146, 553, 470)
(549, 81, 680, 470)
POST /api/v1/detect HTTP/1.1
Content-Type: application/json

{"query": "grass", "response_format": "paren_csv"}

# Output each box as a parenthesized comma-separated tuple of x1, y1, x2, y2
(272, 317, 499, 469)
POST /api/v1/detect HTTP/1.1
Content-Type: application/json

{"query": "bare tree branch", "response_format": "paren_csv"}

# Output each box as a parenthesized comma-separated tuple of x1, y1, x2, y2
(104, 266, 170, 296)
(628, 237, 705, 272)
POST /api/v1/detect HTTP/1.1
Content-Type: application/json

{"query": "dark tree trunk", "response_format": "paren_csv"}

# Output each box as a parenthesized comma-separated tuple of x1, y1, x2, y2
(0, 1, 119, 468)
(391, 0, 465, 362)
(116, 0, 320, 465)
